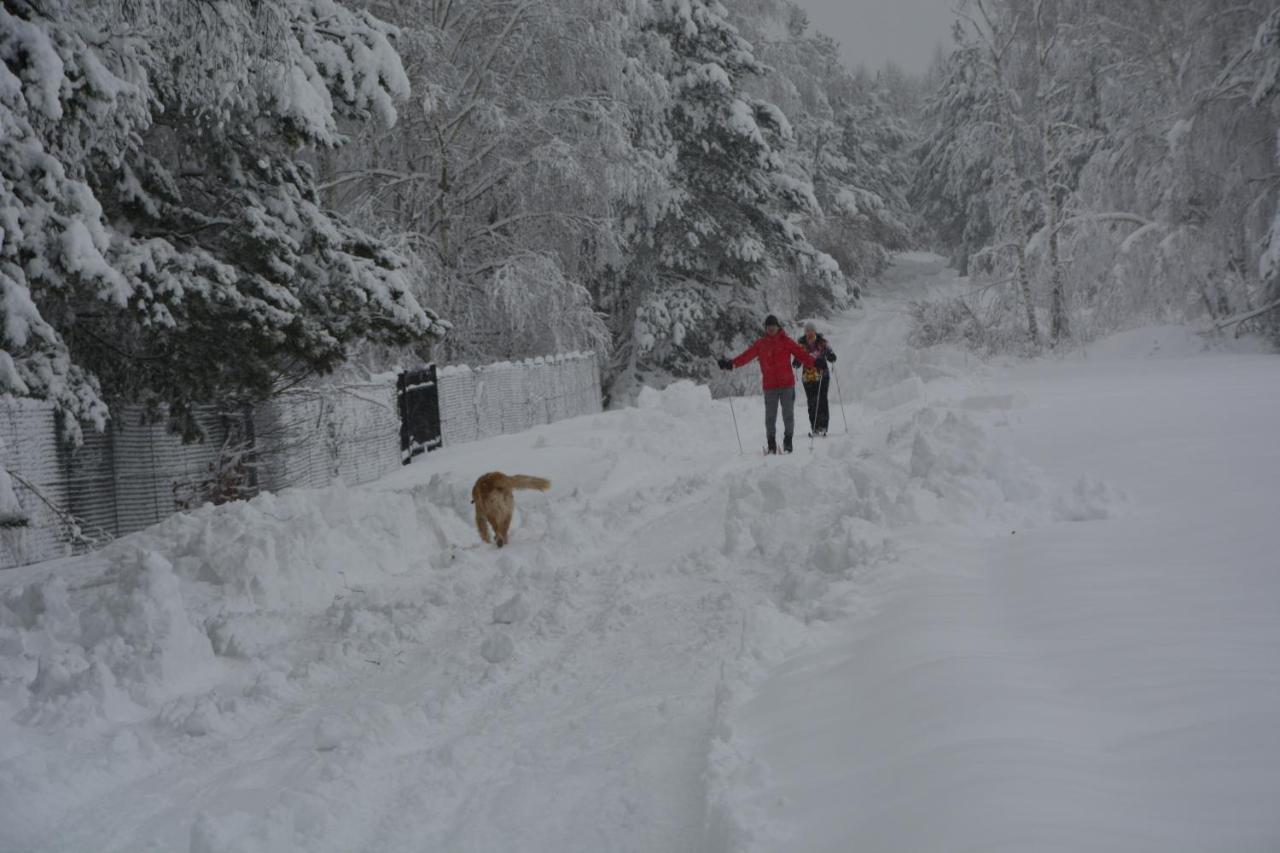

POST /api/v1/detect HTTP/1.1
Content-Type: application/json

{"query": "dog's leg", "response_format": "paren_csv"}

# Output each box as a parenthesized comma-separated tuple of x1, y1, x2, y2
(475, 504, 491, 544)
(495, 513, 510, 548)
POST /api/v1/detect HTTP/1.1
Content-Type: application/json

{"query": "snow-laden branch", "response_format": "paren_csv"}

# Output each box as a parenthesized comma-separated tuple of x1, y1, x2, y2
(1200, 297, 1280, 333)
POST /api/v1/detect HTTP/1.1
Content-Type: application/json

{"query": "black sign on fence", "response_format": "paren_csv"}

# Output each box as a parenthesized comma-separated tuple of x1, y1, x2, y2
(397, 365, 443, 464)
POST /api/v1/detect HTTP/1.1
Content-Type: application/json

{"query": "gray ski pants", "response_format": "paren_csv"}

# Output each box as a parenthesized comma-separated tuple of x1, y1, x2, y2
(763, 386, 795, 443)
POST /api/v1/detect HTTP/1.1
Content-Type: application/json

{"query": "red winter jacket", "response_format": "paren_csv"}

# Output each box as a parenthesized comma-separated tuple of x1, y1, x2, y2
(732, 330, 815, 390)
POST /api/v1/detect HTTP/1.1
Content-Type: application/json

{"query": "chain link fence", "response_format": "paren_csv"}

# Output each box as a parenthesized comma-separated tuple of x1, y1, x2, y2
(0, 352, 600, 570)
(437, 352, 600, 445)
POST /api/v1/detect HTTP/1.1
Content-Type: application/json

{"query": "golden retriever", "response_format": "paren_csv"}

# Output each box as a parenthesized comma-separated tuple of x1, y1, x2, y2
(471, 472, 551, 547)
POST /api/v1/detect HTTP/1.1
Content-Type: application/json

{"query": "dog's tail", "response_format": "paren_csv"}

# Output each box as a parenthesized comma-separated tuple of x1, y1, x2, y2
(504, 474, 551, 492)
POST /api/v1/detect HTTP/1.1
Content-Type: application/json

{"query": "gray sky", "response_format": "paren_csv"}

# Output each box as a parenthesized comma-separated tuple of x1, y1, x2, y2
(789, 0, 956, 75)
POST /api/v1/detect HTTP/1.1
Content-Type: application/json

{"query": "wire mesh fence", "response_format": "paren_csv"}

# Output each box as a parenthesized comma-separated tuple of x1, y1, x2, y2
(253, 384, 402, 495)
(437, 352, 600, 445)
(0, 352, 601, 570)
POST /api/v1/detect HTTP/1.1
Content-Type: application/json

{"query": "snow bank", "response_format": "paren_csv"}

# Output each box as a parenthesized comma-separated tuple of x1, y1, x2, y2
(704, 395, 1073, 850)
(1077, 323, 1272, 360)
(1051, 475, 1128, 521)
(861, 375, 925, 411)
(1079, 325, 1210, 359)
(0, 480, 453, 837)
(635, 378, 715, 417)
(4, 482, 438, 711)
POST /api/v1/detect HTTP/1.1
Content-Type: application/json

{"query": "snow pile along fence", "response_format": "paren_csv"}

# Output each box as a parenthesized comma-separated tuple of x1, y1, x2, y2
(0, 352, 601, 569)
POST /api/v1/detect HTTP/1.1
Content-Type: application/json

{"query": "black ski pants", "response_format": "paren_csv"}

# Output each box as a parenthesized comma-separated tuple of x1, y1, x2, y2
(803, 373, 830, 434)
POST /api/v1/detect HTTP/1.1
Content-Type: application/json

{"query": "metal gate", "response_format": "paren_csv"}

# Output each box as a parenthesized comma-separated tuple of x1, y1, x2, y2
(397, 365, 442, 463)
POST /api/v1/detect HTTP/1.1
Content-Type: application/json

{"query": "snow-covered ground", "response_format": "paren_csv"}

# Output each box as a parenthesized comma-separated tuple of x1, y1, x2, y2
(2, 254, 1277, 852)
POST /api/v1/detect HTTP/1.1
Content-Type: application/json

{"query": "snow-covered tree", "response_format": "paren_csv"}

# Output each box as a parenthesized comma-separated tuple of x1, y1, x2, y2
(912, 37, 1001, 277)
(914, 0, 1279, 349)
(636, 0, 829, 280)
(322, 0, 627, 368)
(326, 0, 917, 400)
(610, 0, 841, 393)
(734, 3, 919, 317)
(1047, 1, 1279, 339)
(0, 0, 445, 440)
(1240, 8, 1280, 339)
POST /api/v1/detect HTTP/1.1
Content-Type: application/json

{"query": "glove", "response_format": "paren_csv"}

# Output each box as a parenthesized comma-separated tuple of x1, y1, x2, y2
(792, 357, 801, 369)
(717, 357, 734, 371)
(825, 351, 836, 363)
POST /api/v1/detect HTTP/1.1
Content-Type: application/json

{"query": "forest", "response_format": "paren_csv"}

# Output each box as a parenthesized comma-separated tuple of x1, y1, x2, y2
(2, 0, 1277, 429)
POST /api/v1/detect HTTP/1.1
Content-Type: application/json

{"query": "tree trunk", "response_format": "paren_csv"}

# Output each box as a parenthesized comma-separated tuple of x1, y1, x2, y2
(1017, 245, 1041, 348)
(1012, 205, 1041, 347)
(1048, 208, 1069, 343)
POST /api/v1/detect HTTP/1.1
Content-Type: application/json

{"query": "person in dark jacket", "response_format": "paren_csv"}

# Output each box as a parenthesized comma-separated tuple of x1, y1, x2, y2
(718, 314, 815, 453)
(794, 320, 836, 436)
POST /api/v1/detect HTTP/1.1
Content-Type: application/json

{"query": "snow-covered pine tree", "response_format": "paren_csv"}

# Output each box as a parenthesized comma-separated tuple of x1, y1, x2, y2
(712, 5, 848, 320)
(617, 0, 838, 392)
(832, 83, 918, 267)
(0, 0, 445, 441)
(732, 3, 917, 318)
(912, 36, 1001, 278)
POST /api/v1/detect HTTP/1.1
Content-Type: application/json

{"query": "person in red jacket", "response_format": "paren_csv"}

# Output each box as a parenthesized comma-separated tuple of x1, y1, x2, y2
(718, 314, 815, 453)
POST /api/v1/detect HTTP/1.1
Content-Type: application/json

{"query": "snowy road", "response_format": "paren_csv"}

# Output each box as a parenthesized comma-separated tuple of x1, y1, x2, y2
(3, 253, 1279, 852)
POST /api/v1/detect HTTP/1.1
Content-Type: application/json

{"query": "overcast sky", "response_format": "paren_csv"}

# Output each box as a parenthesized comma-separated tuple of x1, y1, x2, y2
(789, 0, 957, 75)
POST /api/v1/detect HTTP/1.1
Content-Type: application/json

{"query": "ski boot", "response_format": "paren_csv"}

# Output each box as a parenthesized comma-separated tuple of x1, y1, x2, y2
(783, 433, 793, 453)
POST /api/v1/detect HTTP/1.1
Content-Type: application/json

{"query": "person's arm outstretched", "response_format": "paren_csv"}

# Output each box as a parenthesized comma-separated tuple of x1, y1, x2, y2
(788, 337, 816, 370)
(730, 339, 763, 370)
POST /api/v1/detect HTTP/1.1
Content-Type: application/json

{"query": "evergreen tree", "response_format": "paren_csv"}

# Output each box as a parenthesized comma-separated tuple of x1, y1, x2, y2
(911, 37, 1001, 276)
(638, 0, 828, 282)
(737, 5, 919, 317)
(0, 0, 445, 440)
(617, 0, 837, 391)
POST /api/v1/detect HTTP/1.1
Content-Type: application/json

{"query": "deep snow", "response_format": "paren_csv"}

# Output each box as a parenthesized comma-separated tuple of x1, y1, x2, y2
(2, 254, 1277, 853)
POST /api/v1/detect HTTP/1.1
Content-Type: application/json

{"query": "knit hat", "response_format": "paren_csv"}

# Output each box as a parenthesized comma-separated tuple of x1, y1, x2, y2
(764, 314, 780, 328)
(803, 320, 816, 333)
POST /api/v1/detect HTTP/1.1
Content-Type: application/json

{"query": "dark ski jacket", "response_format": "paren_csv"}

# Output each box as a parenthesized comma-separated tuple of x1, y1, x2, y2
(794, 333, 835, 383)
(731, 331, 815, 390)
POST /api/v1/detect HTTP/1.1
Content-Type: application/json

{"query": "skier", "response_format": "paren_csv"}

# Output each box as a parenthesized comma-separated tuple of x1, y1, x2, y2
(718, 314, 815, 454)
(794, 320, 836, 436)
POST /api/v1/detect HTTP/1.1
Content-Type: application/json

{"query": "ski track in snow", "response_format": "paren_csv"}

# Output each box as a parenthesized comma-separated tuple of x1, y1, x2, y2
(3, 253, 1278, 852)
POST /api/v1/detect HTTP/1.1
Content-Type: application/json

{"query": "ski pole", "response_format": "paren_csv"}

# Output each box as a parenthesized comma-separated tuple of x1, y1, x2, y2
(726, 391, 744, 454)
(832, 365, 850, 434)
(802, 376, 820, 444)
